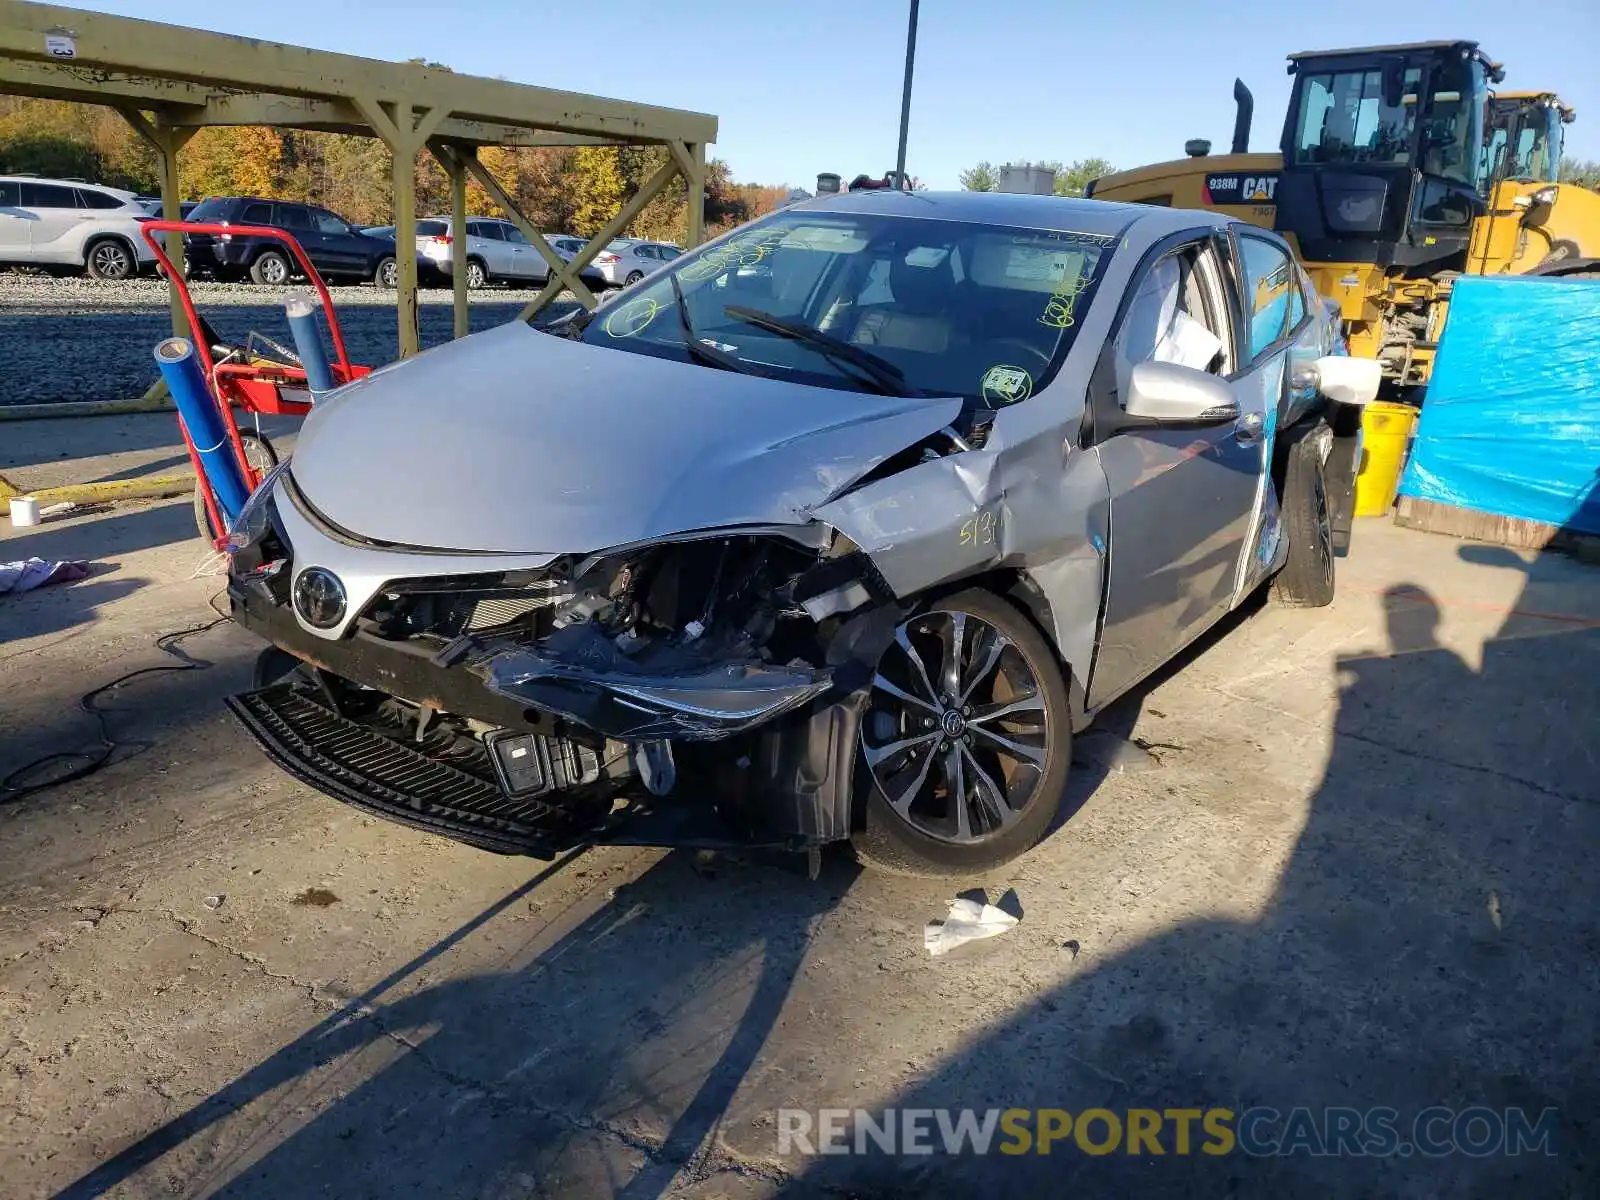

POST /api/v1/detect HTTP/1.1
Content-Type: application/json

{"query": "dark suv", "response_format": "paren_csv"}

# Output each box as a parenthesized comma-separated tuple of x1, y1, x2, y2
(184, 197, 412, 286)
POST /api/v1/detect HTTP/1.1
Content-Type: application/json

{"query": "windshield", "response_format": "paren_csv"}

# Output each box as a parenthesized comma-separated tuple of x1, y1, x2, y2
(1483, 99, 1563, 185)
(559, 210, 1119, 405)
(1291, 56, 1484, 188)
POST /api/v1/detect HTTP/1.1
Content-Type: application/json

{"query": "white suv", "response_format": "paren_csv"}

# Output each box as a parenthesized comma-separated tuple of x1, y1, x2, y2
(0, 176, 156, 280)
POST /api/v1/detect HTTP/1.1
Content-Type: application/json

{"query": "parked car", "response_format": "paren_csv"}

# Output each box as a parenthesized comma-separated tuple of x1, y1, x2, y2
(414, 216, 552, 289)
(596, 237, 682, 287)
(182, 197, 423, 286)
(134, 196, 201, 219)
(224, 191, 1377, 876)
(550, 235, 624, 291)
(0, 175, 156, 279)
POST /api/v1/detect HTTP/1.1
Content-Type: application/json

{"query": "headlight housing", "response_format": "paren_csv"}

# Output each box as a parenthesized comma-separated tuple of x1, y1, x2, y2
(227, 458, 292, 553)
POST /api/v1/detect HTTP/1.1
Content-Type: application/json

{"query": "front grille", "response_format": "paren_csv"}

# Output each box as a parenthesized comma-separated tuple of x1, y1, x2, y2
(466, 595, 547, 631)
(227, 683, 594, 856)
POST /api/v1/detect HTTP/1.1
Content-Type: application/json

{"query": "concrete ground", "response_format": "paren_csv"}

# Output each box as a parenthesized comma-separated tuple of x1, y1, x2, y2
(1, 417, 1596, 1199)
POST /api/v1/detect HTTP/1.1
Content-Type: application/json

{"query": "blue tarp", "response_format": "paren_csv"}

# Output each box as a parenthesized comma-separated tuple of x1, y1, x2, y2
(1399, 275, 1600, 534)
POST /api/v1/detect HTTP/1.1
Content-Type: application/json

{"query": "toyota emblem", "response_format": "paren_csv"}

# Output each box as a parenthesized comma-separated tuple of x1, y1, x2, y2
(292, 567, 347, 629)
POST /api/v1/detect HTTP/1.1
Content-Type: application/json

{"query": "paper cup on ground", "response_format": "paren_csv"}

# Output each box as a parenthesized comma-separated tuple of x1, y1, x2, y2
(9, 496, 40, 527)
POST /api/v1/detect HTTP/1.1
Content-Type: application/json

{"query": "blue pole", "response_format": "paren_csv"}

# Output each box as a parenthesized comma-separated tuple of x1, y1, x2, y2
(154, 337, 250, 526)
(284, 293, 335, 394)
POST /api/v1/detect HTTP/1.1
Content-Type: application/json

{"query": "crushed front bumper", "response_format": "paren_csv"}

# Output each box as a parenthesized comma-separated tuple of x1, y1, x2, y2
(226, 582, 866, 855)
(228, 682, 585, 856)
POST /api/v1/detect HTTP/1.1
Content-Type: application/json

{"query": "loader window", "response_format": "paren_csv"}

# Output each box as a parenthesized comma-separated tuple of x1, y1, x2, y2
(1292, 68, 1420, 168)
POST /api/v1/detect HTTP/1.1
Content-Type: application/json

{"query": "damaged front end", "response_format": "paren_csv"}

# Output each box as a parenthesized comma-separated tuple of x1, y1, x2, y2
(228, 497, 900, 857)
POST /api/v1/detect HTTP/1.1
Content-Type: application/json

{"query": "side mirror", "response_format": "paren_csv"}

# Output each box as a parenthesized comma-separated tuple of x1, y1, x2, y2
(1125, 361, 1240, 424)
(1312, 355, 1381, 407)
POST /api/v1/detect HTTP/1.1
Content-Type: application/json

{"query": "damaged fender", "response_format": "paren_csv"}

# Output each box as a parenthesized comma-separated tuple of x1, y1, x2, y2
(815, 426, 1112, 714)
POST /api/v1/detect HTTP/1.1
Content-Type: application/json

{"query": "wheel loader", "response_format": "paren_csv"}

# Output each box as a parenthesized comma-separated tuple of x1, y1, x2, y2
(1087, 41, 1600, 388)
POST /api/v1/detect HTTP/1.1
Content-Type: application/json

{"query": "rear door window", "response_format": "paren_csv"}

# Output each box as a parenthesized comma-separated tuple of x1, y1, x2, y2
(241, 202, 272, 224)
(478, 222, 505, 241)
(276, 205, 312, 230)
(20, 182, 76, 208)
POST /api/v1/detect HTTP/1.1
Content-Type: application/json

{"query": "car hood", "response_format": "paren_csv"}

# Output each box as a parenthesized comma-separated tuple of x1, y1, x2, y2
(290, 320, 963, 553)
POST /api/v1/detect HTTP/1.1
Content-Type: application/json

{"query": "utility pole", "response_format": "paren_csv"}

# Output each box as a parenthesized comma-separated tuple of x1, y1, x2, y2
(894, 0, 919, 190)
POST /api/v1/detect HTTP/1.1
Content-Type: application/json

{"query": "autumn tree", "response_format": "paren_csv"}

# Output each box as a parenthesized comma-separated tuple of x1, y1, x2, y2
(569, 146, 626, 236)
(179, 126, 284, 199)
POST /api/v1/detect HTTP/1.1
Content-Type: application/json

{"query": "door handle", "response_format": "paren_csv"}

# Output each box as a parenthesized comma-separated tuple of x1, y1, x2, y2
(1233, 411, 1264, 442)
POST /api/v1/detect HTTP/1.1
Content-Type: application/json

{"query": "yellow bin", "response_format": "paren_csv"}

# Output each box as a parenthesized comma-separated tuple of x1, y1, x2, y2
(1354, 401, 1419, 517)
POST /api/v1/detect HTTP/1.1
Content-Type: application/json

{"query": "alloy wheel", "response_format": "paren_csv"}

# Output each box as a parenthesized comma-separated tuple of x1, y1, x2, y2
(261, 255, 288, 285)
(1313, 466, 1334, 584)
(467, 262, 486, 288)
(90, 241, 132, 279)
(862, 608, 1051, 844)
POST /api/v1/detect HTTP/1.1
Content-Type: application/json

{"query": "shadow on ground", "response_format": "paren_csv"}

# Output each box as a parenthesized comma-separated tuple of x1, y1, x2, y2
(40, 551, 1600, 1198)
(54, 848, 855, 1200)
(784, 563, 1600, 1197)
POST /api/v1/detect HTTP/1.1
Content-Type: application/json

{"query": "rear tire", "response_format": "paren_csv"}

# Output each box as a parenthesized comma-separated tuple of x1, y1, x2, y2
(374, 256, 398, 288)
(625, 269, 644, 285)
(194, 430, 278, 544)
(249, 250, 291, 287)
(850, 588, 1072, 877)
(85, 238, 135, 281)
(1271, 433, 1337, 608)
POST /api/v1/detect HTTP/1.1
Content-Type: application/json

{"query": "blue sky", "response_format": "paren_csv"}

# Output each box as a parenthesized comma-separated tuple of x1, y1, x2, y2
(75, 0, 1600, 188)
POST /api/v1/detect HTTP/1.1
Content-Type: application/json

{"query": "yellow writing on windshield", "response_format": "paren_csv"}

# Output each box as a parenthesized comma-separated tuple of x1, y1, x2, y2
(1039, 263, 1091, 330)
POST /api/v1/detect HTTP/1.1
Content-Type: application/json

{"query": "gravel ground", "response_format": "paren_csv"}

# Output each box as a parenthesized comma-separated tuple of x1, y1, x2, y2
(0, 271, 577, 407)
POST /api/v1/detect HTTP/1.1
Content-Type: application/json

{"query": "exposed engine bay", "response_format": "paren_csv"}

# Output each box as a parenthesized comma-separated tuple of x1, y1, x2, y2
(230, 515, 897, 857)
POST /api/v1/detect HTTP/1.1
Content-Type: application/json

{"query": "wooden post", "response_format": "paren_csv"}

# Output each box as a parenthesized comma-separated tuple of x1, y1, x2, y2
(428, 142, 472, 339)
(118, 107, 194, 337)
(354, 97, 449, 358)
(684, 141, 707, 249)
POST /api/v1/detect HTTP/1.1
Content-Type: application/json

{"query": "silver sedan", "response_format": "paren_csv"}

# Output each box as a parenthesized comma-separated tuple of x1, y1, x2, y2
(225, 191, 1377, 876)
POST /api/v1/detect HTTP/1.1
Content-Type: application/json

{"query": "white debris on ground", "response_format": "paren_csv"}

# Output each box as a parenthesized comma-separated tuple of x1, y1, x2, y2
(924, 896, 1020, 956)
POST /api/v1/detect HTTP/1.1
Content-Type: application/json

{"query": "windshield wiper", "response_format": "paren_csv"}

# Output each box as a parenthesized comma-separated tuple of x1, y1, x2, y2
(722, 305, 916, 396)
(671, 274, 757, 374)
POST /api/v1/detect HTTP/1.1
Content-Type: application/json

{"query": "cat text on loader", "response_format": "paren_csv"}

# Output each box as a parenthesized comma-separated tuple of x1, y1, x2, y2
(1088, 41, 1600, 388)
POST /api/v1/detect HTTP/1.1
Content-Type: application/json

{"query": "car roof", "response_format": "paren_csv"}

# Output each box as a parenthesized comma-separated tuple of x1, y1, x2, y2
(784, 189, 1227, 243)
(1, 174, 135, 197)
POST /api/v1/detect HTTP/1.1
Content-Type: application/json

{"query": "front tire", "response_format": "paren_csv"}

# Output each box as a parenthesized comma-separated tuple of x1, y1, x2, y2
(249, 250, 291, 287)
(850, 588, 1072, 876)
(1271, 433, 1337, 608)
(465, 258, 487, 289)
(85, 238, 135, 280)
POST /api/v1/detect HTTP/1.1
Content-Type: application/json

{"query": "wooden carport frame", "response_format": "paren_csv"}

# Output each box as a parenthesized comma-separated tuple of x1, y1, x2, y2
(0, 0, 716, 356)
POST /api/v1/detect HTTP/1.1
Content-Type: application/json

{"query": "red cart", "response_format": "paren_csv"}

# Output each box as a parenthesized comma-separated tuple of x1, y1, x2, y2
(140, 220, 373, 547)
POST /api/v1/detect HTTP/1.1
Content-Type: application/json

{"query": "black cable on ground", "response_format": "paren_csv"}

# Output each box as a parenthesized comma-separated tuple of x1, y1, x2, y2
(0, 591, 232, 804)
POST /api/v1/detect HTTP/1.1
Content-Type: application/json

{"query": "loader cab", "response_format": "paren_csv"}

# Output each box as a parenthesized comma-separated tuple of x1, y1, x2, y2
(1275, 40, 1498, 275)
(1483, 92, 1571, 186)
